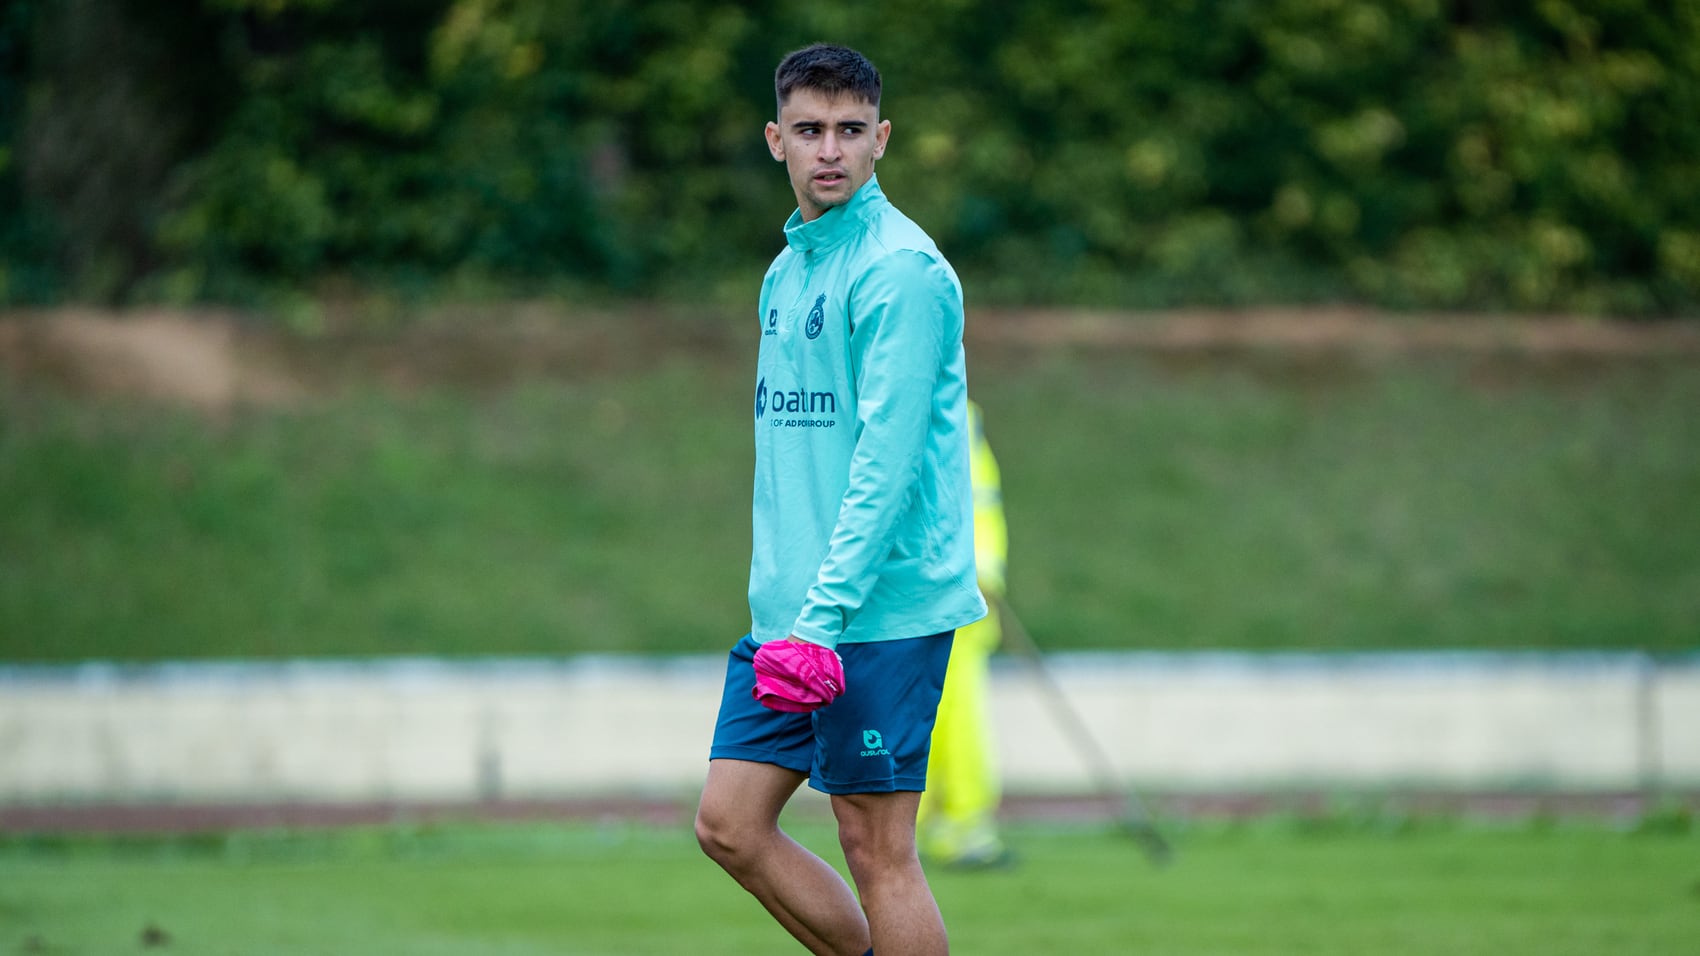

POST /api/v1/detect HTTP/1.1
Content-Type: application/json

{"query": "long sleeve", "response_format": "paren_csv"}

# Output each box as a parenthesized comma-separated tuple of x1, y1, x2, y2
(790, 250, 957, 647)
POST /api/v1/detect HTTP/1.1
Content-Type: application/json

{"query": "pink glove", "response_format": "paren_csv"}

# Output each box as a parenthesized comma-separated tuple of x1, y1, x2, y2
(752, 638, 846, 713)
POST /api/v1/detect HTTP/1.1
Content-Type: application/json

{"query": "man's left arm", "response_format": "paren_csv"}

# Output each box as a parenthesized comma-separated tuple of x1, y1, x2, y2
(789, 249, 958, 648)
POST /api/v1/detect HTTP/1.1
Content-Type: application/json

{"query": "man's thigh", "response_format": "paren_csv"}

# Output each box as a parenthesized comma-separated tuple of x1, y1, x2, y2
(699, 757, 809, 831)
(831, 790, 925, 869)
(709, 633, 816, 772)
(812, 631, 953, 795)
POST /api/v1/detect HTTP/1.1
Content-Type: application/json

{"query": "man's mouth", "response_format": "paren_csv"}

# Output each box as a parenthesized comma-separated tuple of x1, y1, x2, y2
(813, 170, 847, 186)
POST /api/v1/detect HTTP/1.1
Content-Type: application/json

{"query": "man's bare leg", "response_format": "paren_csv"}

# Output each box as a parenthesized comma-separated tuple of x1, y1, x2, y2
(696, 759, 872, 955)
(834, 789, 947, 955)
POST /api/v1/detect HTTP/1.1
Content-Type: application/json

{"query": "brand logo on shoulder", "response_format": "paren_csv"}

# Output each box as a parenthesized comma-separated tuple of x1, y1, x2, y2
(861, 729, 890, 757)
(765, 309, 779, 336)
(805, 294, 826, 340)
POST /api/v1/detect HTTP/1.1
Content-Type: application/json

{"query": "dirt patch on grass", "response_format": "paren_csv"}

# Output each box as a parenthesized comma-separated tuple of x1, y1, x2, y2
(970, 306, 1700, 357)
(2, 305, 1695, 415)
(2, 790, 1690, 834)
(0, 308, 304, 412)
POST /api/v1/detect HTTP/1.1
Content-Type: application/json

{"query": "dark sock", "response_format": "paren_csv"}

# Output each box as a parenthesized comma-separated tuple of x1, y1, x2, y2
(863, 950, 874, 956)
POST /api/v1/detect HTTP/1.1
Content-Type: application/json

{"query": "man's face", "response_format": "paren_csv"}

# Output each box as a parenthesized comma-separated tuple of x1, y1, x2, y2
(766, 88, 890, 222)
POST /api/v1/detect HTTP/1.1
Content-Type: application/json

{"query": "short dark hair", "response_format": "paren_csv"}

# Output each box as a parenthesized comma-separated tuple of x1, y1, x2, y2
(774, 44, 881, 112)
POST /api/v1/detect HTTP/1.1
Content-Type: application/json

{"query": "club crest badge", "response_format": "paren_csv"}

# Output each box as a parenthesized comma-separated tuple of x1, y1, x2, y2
(805, 294, 826, 340)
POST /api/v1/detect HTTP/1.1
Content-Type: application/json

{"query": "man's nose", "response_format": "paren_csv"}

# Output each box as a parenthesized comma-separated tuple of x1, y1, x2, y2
(819, 131, 841, 161)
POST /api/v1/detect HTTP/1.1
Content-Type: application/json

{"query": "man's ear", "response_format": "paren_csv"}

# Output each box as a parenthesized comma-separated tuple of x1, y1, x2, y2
(765, 121, 785, 161)
(872, 118, 891, 161)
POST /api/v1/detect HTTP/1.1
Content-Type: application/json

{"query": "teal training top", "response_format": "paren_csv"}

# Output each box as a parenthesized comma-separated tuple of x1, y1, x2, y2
(749, 175, 988, 650)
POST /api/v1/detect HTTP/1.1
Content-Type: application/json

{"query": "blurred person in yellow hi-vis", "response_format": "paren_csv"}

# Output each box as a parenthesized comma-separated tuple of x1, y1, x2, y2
(918, 399, 1011, 868)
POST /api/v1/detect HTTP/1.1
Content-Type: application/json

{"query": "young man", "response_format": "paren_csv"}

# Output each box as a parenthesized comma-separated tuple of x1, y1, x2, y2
(695, 43, 986, 956)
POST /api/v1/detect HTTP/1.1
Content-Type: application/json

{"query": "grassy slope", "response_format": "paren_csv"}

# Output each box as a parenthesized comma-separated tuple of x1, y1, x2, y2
(3, 319, 1696, 661)
(2, 820, 1696, 955)
(984, 349, 1700, 652)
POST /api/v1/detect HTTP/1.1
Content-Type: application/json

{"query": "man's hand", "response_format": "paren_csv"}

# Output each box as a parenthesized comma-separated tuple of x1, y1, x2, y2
(751, 637, 846, 712)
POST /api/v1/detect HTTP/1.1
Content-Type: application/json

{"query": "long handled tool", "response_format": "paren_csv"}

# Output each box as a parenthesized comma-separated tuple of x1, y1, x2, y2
(995, 597, 1174, 866)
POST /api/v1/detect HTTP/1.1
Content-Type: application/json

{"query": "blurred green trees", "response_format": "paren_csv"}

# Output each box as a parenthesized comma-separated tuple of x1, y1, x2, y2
(2, 0, 1697, 315)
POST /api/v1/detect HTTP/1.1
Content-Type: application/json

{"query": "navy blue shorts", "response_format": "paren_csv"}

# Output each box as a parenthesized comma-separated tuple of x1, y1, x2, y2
(709, 631, 955, 795)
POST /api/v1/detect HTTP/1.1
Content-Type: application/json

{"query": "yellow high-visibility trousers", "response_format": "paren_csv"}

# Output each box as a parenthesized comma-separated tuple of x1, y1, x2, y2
(918, 603, 1004, 862)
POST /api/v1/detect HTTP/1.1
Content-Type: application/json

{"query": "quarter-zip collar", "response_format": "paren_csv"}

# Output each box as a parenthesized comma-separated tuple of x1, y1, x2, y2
(783, 175, 886, 255)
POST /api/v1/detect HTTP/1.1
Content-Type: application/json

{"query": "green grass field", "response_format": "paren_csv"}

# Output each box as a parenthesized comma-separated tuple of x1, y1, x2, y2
(3, 314, 1697, 660)
(3, 816, 1696, 955)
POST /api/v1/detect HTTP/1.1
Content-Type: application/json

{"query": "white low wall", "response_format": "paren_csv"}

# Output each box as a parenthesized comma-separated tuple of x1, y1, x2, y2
(1, 652, 1695, 805)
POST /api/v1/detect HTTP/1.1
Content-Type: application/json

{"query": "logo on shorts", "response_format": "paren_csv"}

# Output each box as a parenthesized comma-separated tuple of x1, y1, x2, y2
(860, 729, 890, 757)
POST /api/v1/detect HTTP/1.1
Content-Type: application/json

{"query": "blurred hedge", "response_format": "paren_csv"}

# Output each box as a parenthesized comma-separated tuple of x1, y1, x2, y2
(3, 0, 1698, 316)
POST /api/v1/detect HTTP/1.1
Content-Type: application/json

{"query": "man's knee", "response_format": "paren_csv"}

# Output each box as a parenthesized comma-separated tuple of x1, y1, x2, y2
(697, 759, 803, 868)
(696, 796, 786, 875)
(839, 827, 913, 879)
(695, 803, 747, 867)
